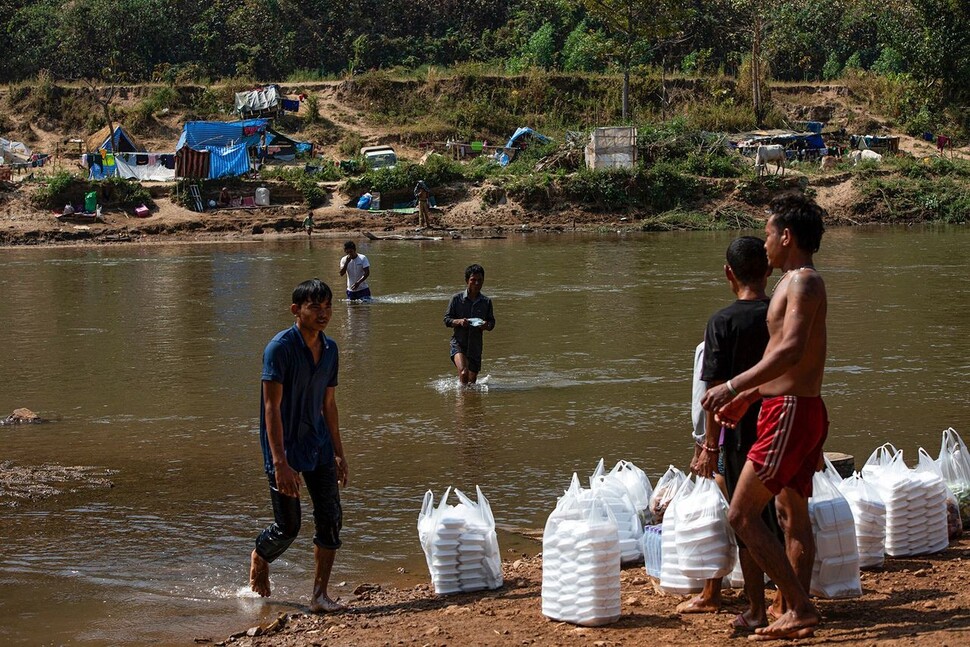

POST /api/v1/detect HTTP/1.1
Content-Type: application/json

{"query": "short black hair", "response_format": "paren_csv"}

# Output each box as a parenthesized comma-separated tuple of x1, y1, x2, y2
(768, 193, 826, 253)
(726, 236, 768, 285)
(344, 240, 356, 251)
(292, 278, 332, 305)
(465, 264, 485, 282)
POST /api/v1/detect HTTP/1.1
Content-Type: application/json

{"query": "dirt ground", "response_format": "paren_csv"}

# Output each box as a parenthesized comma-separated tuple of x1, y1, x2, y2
(211, 538, 970, 646)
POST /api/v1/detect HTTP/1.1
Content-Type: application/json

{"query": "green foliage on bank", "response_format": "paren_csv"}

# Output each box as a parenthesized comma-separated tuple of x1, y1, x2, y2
(853, 156, 970, 224)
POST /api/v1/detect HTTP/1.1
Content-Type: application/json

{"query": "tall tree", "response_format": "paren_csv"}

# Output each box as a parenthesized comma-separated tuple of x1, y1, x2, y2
(582, 0, 690, 120)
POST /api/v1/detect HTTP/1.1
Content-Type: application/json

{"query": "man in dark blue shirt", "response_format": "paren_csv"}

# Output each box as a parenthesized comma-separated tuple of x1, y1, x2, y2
(443, 264, 495, 384)
(250, 279, 349, 614)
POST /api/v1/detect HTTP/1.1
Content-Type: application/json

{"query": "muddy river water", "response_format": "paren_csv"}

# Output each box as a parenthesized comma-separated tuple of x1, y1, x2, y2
(1, 226, 968, 644)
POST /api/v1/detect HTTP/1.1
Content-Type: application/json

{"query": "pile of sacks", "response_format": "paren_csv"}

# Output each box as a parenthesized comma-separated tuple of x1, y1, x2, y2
(541, 474, 622, 626)
(809, 467, 862, 598)
(862, 445, 949, 556)
(417, 486, 503, 594)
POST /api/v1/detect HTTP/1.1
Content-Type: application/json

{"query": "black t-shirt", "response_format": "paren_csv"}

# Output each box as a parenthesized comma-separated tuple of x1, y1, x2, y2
(702, 298, 770, 450)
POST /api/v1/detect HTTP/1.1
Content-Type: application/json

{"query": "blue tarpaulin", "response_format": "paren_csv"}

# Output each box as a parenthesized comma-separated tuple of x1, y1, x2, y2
(176, 119, 268, 179)
(505, 127, 551, 149)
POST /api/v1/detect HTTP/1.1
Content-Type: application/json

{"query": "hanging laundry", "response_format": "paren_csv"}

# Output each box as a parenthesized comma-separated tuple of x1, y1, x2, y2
(282, 98, 300, 112)
(136, 154, 149, 166)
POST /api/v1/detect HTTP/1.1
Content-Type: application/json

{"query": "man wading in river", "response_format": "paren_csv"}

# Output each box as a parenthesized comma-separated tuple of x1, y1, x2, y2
(250, 279, 350, 613)
(702, 193, 828, 640)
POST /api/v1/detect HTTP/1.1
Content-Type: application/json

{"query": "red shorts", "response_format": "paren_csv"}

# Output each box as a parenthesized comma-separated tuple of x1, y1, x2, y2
(748, 395, 828, 498)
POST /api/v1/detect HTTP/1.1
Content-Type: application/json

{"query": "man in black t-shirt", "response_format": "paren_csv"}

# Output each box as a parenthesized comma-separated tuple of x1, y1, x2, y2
(679, 236, 781, 630)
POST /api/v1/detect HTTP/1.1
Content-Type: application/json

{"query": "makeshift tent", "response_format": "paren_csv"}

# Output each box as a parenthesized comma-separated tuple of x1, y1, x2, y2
(735, 129, 827, 159)
(0, 137, 31, 163)
(85, 125, 145, 154)
(265, 130, 312, 161)
(235, 85, 282, 117)
(176, 119, 269, 179)
(505, 127, 551, 149)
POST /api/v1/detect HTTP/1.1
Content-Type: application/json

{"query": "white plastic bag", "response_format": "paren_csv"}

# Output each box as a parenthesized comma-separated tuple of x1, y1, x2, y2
(610, 460, 654, 525)
(674, 476, 737, 580)
(861, 443, 899, 481)
(590, 462, 644, 564)
(649, 465, 686, 524)
(659, 477, 704, 595)
(837, 472, 886, 568)
(869, 449, 948, 556)
(542, 483, 621, 626)
(917, 447, 962, 541)
(937, 427, 970, 528)
(417, 486, 503, 594)
(808, 472, 861, 598)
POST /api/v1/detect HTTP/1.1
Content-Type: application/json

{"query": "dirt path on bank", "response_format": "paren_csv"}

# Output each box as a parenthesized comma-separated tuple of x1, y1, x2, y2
(212, 540, 970, 646)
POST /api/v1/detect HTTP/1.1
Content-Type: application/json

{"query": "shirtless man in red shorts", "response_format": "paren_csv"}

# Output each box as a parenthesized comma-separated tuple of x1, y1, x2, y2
(702, 192, 828, 641)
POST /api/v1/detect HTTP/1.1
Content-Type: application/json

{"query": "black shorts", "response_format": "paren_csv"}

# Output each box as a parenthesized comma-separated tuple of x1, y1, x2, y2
(450, 339, 481, 373)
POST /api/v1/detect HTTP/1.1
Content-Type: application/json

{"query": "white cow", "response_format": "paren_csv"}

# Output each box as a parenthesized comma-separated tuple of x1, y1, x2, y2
(755, 144, 786, 177)
(849, 149, 883, 165)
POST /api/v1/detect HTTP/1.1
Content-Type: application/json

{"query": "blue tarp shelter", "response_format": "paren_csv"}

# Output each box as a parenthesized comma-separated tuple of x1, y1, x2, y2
(176, 119, 312, 178)
(505, 127, 551, 149)
(176, 119, 268, 179)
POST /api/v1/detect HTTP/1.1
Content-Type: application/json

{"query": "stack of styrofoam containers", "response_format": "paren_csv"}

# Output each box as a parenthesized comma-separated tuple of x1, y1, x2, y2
(659, 477, 704, 594)
(542, 475, 621, 626)
(863, 447, 949, 556)
(838, 472, 887, 568)
(640, 525, 663, 579)
(417, 486, 503, 595)
(674, 476, 737, 580)
(608, 460, 655, 526)
(808, 471, 862, 598)
(590, 468, 643, 564)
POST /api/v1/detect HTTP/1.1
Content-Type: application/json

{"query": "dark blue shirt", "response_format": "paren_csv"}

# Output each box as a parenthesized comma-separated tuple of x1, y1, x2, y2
(443, 290, 495, 360)
(259, 325, 339, 474)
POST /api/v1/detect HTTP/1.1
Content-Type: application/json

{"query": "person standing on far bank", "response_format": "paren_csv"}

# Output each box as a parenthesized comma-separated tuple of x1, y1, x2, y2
(702, 192, 829, 640)
(249, 278, 349, 614)
(444, 264, 495, 384)
(339, 241, 371, 301)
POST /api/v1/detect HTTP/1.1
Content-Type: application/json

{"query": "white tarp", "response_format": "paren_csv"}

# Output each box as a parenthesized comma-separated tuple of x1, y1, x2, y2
(235, 85, 280, 114)
(115, 155, 175, 181)
(1, 137, 32, 163)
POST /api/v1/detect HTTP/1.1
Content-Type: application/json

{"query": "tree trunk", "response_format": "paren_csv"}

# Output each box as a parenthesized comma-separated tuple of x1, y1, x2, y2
(622, 67, 630, 121)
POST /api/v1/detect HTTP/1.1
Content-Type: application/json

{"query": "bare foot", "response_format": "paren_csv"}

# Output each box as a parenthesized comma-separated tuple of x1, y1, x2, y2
(309, 595, 346, 614)
(250, 549, 271, 597)
(750, 609, 819, 641)
(676, 594, 720, 614)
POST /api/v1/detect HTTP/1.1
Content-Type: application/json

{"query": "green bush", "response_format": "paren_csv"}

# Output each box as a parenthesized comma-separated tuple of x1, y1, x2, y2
(32, 171, 78, 207)
(343, 156, 465, 195)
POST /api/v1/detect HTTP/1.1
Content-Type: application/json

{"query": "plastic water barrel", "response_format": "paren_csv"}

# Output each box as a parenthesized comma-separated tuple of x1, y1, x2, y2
(84, 191, 97, 212)
(255, 187, 270, 206)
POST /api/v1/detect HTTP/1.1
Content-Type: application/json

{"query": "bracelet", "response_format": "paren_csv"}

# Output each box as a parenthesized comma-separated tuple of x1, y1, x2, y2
(696, 440, 720, 453)
(726, 379, 739, 397)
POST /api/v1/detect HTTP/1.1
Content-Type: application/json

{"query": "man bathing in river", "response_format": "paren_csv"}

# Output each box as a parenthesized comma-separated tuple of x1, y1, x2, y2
(682, 236, 785, 630)
(250, 279, 350, 613)
(702, 193, 828, 640)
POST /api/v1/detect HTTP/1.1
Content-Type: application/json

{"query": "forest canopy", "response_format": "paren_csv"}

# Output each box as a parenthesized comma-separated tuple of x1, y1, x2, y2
(1, 0, 966, 125)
